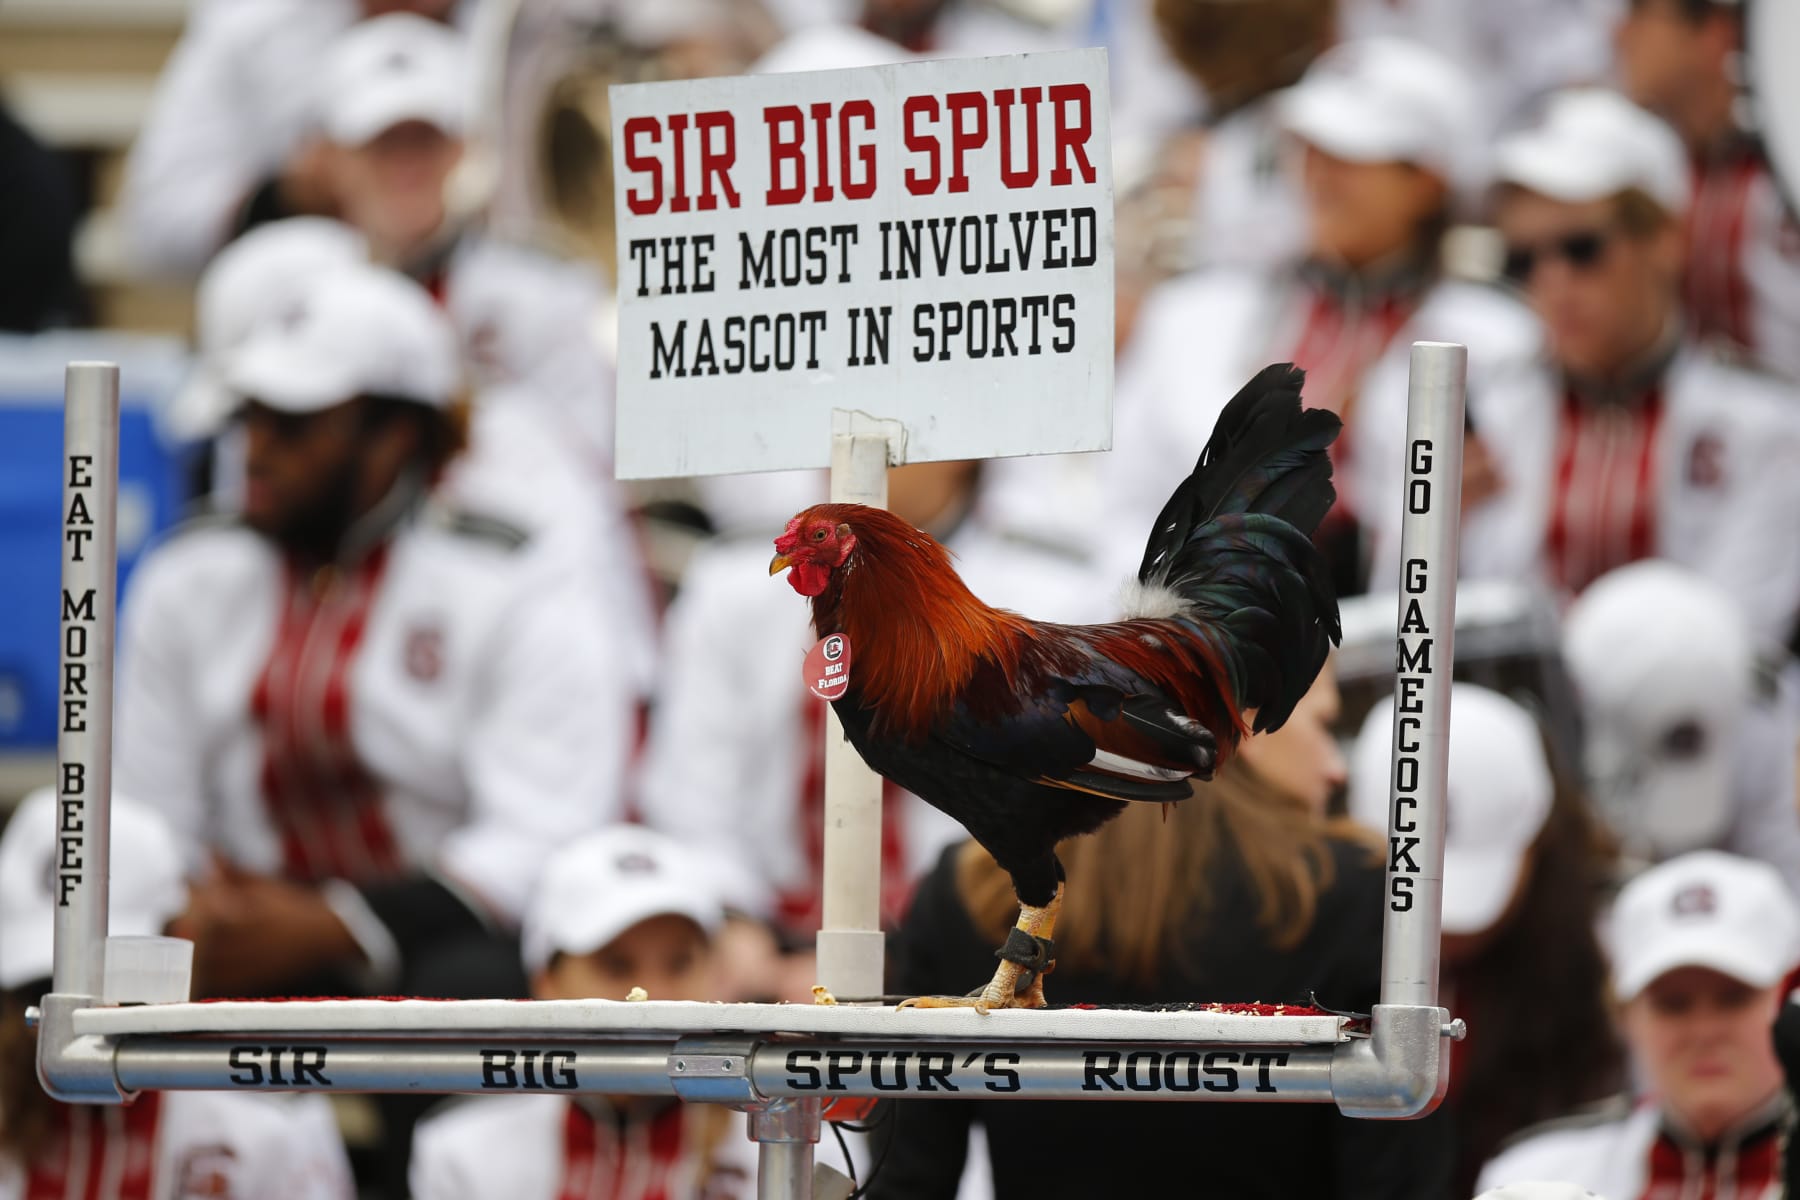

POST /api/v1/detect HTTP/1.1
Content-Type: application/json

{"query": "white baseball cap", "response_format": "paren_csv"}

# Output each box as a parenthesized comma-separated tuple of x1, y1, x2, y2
(522, 826, 726, 975)
(1278, 37, 1480, 189)
(222, 261, 459, 414)
(1609, 850, 1800, 1001)
(1563, 561, 1752, 859)
(753, 25, 910, 74)
(1494, 88, 1691, 214)
(0, 789, 188, 991)
(320, 13, 468, 147)
(171, 219, 371, 441)
(1476, 1186, 1609, 1200)
(1350, 684, 1554, 935)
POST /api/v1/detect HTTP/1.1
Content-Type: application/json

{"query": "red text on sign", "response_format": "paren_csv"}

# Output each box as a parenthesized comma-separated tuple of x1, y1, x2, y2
(765, 100, 878, 205)
(622, 110, 741, 216)
(902, 83, 1095, 196)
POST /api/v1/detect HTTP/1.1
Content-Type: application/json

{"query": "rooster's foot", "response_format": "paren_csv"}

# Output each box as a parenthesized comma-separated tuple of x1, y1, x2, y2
(898, 957, 1043, 1014)
(898, 886, 1062, 1014)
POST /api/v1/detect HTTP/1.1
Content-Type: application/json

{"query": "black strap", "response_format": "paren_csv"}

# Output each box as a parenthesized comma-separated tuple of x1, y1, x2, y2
(995, 927, 1056, 979)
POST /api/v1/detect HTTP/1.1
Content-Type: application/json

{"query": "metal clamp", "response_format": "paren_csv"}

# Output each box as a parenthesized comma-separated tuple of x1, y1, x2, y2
(669, 1035, 765, 1106)
(35, 993, 129, 1104)
(1330, 1004, 1450, 1119)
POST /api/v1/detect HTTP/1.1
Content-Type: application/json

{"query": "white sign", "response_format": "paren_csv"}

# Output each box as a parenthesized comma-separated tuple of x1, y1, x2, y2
(609, 49, 1114, 480)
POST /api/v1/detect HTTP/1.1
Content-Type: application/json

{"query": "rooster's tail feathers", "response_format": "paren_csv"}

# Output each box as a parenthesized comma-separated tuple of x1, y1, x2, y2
(1130, 364, 1342, 734)
(1136, 363, 1340, 584)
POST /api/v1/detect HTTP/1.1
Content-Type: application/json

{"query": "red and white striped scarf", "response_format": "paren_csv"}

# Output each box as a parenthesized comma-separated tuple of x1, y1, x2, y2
(1278, 266, 1423, 529)
(250, 548, 403, 884)
(1684, 143, 1761, 362)
(778, 696, 913, 941)
(25, 1093, 160, 1200)
(1545, 384, 1664, 598)
(1640, 1096, 1786, 1200)
(556, 1100, 739, 1200)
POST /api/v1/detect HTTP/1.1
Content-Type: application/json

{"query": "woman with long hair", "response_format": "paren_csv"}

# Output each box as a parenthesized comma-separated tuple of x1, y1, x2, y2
(1350, 684, 1624, 1196)
(869, 664, 1454, 1200)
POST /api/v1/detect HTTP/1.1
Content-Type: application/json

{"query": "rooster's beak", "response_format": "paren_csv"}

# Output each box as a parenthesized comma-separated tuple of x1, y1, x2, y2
(769, 554, 792, 576)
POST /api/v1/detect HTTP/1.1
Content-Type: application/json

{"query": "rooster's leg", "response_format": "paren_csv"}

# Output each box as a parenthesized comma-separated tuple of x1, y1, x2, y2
(900, 884, 1063, 1014)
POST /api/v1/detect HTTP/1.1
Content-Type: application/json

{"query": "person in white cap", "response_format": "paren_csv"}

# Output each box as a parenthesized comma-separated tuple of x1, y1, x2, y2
(1616, 0, 1800, 382)
(1445, 87, 1800, 646)
(1477, 850, 1800, 1199)
(1475, 1186, 1608, 1200)
(313, 14, 658, 702)
(1102, 36, 1546, 599)
(120, 0, 459, 280)
(0, 789, 353, 1200)
(115, 260, 632, 1004)
(1561, 560, 1800, 893)
(1349, 684, 1623, 1194)
(166, 217, 375, 529)
(407, 825, 853, 1200)
(172, 218, 372, 449)
(316, 13, 619, 464)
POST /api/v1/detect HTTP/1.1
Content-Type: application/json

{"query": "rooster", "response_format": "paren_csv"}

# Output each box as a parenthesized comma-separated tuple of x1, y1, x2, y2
(769, 364, 1341, 1010)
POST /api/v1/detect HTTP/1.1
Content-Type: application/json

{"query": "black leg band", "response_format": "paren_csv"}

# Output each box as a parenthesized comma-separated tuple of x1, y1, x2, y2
(995, 926, 1056, 978)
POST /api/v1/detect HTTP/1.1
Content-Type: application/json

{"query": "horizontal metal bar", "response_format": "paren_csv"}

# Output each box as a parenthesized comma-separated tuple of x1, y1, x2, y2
(108, 1036, 1337, 1103)
(751, 1041, 1335, 1102)
(115, 1039, 676, 1097)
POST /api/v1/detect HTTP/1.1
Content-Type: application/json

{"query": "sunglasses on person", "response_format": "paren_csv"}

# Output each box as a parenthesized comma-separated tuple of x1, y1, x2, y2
(1501, 227, 1616, 283)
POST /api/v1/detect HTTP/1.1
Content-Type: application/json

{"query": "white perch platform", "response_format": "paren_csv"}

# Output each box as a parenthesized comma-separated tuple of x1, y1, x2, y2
(75, 999, 1348, 1043)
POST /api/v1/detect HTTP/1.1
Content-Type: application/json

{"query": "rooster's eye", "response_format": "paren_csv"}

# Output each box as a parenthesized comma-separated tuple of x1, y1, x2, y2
(812, 528, 827, 541)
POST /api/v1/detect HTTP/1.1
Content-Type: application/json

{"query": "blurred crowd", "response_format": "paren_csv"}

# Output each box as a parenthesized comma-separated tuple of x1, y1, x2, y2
(3, 0, 1800, 1197)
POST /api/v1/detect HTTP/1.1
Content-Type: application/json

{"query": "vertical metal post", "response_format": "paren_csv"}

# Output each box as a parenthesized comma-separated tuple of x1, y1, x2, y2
(816, 414, 896, 1002)
(751, 1099, 821, 1200)
(1379, 342, 1465, 1010)
(54, 363, 121, 999)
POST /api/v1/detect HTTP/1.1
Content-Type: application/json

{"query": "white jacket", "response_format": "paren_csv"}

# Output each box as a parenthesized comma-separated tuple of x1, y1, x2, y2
(1687, 151, 1800, 384)
(1103, 266, 1546, 586)
(0, 1091, 351, 1200)
(1475, 1096, 1788, 1200)
(121, 0, 359, 278)
(409, 1094, 856, 1200)
(439, 236, 616, 469)
(1360, 343, 1800, 646)
(1184, 99, 1308, 273)
(115, 499, 633, 933)
(636, 517, 1112, 923)
(1476, 1103, 1659, 1200)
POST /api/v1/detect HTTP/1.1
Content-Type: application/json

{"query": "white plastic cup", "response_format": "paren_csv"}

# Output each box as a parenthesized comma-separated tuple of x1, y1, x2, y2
(102, 935, 194, 1005)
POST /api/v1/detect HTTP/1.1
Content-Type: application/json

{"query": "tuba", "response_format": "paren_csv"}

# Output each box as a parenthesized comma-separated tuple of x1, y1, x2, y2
(455, 0, 776, 281)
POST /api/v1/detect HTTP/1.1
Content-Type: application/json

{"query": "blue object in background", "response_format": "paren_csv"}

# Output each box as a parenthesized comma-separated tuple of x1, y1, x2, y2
(0, 334, 193, 749)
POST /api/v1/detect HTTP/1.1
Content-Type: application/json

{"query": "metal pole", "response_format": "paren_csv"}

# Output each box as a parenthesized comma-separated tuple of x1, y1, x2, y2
(1378, 342, 1466, 1009)
(816, 415, 894, 1001)
(751, 1099, 820, 1200)
(53, 363, 120, 999)
(101, 1035, 1340, 1101)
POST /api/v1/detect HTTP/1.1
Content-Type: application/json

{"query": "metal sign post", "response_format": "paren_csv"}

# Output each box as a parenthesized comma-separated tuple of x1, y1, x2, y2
(1379, 341, 1464, 1010)
(39, 362, 132, 1107)
(817, 412, 903, 1002)
(51, 363, 120, 1001)
(1334, 341, 1467, 1119)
